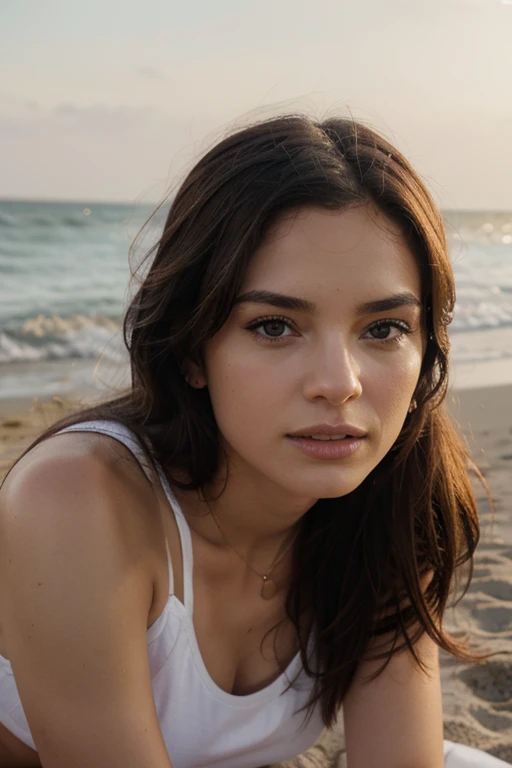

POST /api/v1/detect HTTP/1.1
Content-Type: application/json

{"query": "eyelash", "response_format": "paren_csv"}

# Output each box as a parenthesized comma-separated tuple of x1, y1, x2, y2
(245, 315, 414, 346)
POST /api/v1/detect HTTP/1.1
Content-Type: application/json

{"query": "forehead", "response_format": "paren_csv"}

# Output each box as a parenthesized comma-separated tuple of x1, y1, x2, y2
(242, 205, 421, 299)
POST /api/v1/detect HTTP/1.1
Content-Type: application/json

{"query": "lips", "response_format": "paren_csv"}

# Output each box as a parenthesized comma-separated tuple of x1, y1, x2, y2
(286, 434, 366, 460)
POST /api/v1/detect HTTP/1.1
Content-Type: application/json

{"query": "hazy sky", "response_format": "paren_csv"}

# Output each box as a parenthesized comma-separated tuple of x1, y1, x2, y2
(1, 0, 512, 209)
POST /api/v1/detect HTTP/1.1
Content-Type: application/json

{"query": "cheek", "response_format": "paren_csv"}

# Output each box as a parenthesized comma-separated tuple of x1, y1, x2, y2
(205, 345, 285, 436)
(368, 349, 422, 426)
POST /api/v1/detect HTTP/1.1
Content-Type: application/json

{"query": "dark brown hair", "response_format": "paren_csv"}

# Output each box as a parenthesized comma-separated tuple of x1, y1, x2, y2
(2, 114, 489, 726)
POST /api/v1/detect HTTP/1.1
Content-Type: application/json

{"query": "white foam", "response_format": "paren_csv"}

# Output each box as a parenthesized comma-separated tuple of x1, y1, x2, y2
(0, 314, 124, 364)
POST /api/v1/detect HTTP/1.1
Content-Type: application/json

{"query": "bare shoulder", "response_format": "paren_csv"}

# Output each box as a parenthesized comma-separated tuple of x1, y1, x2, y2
(2, 426, 154, 492)
(0, 428, 163, 633)
(1, 427, 159, 530)
(0, 430, 173, 767)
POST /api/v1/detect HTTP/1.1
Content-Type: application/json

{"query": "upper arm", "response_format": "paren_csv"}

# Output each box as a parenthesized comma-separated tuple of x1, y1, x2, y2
(0, 450, 173, 768)
(343, 574, 444, 768)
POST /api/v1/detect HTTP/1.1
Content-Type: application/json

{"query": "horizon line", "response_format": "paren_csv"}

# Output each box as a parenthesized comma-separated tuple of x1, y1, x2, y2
(1, 196, 512, 215)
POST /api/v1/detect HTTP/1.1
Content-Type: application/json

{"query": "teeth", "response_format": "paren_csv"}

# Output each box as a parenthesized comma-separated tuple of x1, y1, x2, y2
(306, 434, 347, 441)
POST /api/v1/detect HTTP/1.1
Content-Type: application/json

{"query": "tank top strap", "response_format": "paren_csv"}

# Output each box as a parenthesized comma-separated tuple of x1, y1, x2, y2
(55, 420, 155, 481)
(151, 465, 194, 615)
(52, 420, 199, 609)
(162, 529, 174, 596)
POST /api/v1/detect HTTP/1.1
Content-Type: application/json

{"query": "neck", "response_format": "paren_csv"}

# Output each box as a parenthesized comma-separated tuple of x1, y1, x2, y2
(172, 461, 317, 560)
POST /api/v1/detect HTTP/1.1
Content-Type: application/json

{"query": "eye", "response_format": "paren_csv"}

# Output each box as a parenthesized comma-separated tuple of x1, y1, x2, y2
(245, 315, 296, 343)
(363, 319, 413, 344)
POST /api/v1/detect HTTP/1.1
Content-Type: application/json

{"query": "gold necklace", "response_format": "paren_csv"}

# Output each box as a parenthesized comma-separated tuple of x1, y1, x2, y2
(203, 497, 300, 600)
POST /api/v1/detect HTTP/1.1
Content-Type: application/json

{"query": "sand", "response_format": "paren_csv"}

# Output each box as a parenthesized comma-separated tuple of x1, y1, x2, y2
(0, 385, 511, 765)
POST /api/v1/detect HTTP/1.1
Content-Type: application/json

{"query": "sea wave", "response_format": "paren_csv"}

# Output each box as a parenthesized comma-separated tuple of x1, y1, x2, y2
(0, 210, 17, 227)
(0, 313, 125, 364)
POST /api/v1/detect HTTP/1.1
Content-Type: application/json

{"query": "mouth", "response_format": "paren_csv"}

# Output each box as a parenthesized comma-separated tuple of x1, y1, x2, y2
(285, 434, 366, 460)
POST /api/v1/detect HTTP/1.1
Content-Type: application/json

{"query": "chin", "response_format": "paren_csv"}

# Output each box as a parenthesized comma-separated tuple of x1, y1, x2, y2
(320, 480, 366, 498)
(287, 470, 369, 501)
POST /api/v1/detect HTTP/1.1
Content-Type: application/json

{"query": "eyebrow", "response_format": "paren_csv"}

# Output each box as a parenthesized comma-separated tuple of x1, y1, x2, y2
(233, 289, 422, 315)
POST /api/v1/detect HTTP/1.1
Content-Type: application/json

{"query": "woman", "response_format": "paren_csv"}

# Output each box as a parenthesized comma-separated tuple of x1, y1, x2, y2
(0, 115, 508, 768)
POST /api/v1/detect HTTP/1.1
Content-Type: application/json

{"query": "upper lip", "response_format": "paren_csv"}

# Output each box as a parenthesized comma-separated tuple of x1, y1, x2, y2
(287, 423, 367, 438)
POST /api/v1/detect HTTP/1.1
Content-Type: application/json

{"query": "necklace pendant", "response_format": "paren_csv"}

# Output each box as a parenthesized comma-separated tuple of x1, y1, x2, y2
(261, 575, 278, 600)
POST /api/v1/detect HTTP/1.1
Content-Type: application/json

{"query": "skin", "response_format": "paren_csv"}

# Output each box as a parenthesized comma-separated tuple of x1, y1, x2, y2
(180, 203, 425, 564)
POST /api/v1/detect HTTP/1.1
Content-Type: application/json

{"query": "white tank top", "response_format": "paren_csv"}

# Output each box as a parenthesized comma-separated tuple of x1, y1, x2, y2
(0, 420, 324, 767)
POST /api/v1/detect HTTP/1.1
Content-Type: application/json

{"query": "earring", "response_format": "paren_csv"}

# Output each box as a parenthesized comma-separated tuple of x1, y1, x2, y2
(408, 398, 418, 413)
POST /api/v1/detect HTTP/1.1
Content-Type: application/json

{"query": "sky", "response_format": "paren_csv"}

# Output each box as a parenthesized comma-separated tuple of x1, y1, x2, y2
(1, 0, 512, 210)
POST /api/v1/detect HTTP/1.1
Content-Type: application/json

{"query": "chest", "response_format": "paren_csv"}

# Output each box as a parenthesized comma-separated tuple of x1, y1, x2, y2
(192, 571, 301, 696)
(149, 497, 303, 697)
(145, 512, 324, 768)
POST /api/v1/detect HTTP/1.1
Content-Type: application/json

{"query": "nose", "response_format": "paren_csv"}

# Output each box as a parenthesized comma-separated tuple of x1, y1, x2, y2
(302, 334, 363, 406)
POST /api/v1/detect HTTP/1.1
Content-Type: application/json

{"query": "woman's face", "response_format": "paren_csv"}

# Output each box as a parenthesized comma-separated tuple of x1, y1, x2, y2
(198, 204, 425, 501)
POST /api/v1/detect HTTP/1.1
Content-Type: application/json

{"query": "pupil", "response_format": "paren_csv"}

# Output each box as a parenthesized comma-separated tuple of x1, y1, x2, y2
(373, 324, 390, 339)
(265, 321, 283, 336)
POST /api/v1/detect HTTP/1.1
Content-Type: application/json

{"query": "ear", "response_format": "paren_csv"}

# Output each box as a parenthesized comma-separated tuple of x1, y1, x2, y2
(181, 358, 207, 389)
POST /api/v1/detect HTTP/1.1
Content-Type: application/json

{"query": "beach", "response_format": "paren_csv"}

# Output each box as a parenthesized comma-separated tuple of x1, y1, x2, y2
(0, 383, 511, 765)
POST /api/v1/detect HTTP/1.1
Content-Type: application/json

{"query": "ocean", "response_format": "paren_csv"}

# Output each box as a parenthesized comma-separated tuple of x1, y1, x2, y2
(0, 199, 511, 400)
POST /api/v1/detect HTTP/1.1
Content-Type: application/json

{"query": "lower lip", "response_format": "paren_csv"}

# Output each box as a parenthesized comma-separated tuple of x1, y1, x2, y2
(285, 436, 365, 459)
